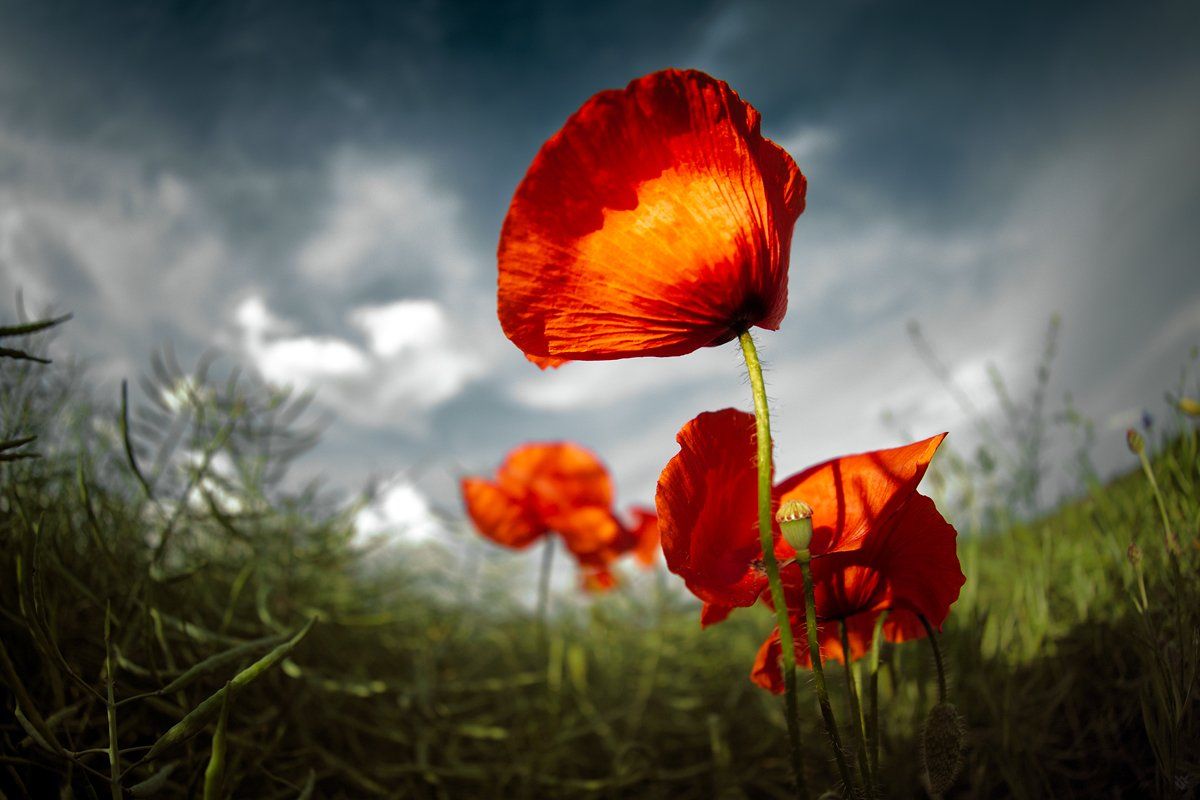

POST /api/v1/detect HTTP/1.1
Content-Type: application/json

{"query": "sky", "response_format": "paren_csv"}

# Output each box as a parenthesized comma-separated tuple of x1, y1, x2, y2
(2, 0, 1199, 552)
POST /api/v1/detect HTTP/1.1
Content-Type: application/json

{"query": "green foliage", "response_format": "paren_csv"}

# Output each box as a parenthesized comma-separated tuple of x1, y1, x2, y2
(0, 319, 1197, 798)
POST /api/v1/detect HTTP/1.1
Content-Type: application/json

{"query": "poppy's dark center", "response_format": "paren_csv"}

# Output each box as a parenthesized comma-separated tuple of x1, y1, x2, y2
(705, 294, 769, 348)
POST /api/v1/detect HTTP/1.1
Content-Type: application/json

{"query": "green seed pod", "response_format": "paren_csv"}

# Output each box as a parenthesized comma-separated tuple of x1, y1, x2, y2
(1127, 542, 1142, 566)
(1178, 397, 1200, 417)
(775, 499, 814, 553)
(1126, 428, 1144, 454)
(922, 702, 965, 796)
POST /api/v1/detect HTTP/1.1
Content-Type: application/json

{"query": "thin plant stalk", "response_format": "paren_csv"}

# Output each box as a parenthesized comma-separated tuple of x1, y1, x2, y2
(104, 603, 122, 800)
(866, 611, 888, 778)
(536, 536, 555, 646)
(840, 622, 872, 789)
(917, 614, 947, 704)
(799, 557, 856, 794)
(739, 330, 811, 800)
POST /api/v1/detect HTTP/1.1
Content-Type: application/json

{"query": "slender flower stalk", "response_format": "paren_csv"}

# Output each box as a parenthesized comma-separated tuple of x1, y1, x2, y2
(841, 623, 872, 789)
(536, 537, 555, 645)
(867, 611, 888, 779)
(917, 614, 947, 704)
(799, 555, 856, 794)
(739, 332, 809, 800)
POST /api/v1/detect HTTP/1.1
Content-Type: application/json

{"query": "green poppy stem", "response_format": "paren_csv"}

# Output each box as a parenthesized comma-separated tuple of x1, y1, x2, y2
(917, 614, 946, 704)
(867, 611, 888, 780)
(840, 622, 872, 791)
(536, 536, 555, 647)
(738, 331, 809, 800)
(799, 556, 856, 795)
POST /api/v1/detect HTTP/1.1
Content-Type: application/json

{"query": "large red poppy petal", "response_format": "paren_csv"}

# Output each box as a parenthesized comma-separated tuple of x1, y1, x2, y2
(461, 478, 545, 549)
(499, 69, 806, 363)
(873, 492, 965, 630)
(656, 409, 769, 607)
(774, 433, 946, 556)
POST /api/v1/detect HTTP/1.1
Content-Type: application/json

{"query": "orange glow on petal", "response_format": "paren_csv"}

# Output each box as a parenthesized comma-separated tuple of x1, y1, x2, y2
(499, 69, 806, 362)
(774, 433, 946, 556)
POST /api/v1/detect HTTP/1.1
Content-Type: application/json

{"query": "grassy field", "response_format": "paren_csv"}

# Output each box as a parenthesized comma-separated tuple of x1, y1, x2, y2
(1, 320, 1197, 799)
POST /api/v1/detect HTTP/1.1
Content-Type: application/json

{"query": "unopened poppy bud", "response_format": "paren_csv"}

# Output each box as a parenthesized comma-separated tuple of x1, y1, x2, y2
(1178, 397, 1200, 417)
(1126, 428, 1144, 455)
(1127, 542, 1142, 566)
(922, 702, 965, 796)
(775, 499, 813, 553)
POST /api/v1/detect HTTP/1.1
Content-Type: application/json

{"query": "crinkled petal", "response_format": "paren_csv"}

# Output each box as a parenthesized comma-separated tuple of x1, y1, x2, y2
(656, 409, 769, 607)
(499, 69, 806, 363)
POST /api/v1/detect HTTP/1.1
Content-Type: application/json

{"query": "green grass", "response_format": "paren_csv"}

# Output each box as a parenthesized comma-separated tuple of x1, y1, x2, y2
(0, 320, 1197, 798)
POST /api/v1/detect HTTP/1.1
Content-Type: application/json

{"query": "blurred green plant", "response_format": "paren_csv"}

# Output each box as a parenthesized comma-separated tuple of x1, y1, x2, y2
(0, 312, 1196, 798)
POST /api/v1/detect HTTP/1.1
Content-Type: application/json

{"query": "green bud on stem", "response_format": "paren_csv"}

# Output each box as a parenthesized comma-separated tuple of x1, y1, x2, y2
(775, 499, 813, 555)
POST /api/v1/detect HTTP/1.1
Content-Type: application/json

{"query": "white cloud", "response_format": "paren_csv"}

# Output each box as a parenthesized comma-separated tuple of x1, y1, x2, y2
(351, 299, 445, 358)
(0, 130, 234, 379)
(355, 479, 447, 543)
(232, 294, 481, 428)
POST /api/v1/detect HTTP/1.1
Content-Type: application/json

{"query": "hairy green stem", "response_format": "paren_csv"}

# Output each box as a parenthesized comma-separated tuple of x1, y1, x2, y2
(917, 614, 946, 704)
(738, 331, 809, 800)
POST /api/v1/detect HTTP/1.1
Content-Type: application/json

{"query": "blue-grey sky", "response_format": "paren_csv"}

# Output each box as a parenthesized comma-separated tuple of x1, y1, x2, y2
(2, 0, 1198, 543)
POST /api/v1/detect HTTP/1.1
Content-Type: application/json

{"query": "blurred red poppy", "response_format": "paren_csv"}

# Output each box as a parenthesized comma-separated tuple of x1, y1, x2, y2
(656, 409, 964, 691)
(462, 442, 616, 550)
(463, 445, 660, 589)
(498, 69, 806, 367)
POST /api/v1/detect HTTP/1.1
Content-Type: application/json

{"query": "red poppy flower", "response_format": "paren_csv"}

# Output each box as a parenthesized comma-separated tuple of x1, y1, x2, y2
(498, 69, 806, 367)
(656, 409, 964, 691)
(463, 446, 662, 591)
(462, 442, 616, 550)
